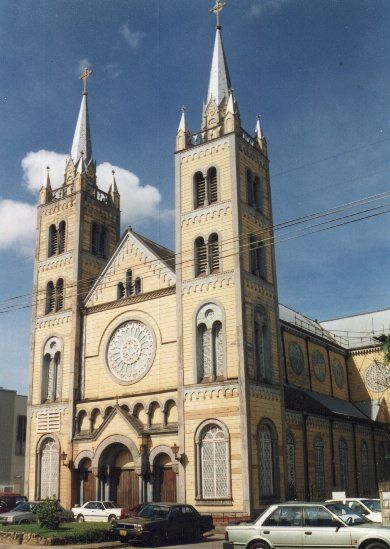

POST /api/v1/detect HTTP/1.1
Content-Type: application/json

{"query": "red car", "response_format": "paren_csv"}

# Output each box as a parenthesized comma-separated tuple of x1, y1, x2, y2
(120, 503, 147, 519)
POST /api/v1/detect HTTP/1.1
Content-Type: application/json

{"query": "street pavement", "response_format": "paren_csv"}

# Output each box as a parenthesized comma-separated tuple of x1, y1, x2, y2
(0, 532, 225, 549)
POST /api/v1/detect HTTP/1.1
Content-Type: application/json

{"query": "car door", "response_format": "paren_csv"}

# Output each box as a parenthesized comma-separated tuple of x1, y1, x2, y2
(93, 502, 107, 521)
(181, 505, 199, 539)
(83, 502, 97, 521)
(303, 506, 352, 548)
(167, 506, 183, 542)
(261, 506, 304, 548)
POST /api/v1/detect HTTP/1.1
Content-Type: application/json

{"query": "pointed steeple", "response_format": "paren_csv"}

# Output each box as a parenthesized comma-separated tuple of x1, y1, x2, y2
(207, 26, 232, 106)
(178, 106, 188, 133)
(39, 166, 52, 204)
(176, 106, 190, 152)
(109, 169, 120, 209)
(255, 115, 264, 140)
(70, 68, 93, 168)
(44, 166, 52, 189)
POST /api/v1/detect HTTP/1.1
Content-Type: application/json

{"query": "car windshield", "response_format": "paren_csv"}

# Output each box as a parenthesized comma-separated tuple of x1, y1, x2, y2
(326, 503, 357, 516)
(13, 502, 34, 512)
(362, 500, 381, 512)
(103, 502, 115, 509)
(138, 504, 170, 519)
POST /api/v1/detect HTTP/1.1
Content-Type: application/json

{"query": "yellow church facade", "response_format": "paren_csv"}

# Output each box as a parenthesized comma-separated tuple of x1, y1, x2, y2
(25, 15, 389, 517)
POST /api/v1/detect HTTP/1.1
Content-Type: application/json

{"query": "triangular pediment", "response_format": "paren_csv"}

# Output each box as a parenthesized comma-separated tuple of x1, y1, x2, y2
(93, 405, 143, 441)
(84, 228, 176, 307)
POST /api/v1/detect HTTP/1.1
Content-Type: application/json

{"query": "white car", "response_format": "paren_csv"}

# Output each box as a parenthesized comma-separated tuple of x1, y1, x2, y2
(326, 498, 382, 523)
(71, 500, 124, 523)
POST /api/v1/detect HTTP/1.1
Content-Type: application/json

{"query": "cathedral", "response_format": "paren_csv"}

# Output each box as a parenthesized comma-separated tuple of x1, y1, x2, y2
(25, 6, 389, 517)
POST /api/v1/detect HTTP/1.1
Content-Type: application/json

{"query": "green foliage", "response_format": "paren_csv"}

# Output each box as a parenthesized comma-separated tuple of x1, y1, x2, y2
(36, 499, 60, 530)
(374, 334, 390, 365)
(5, 522, 111, 542)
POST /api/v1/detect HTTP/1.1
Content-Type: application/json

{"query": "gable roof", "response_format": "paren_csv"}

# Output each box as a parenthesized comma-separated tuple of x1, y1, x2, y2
(84, 227, 176, 307)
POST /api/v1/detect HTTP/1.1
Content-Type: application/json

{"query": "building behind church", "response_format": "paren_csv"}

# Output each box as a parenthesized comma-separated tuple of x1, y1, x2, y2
(25, 11, 389, 516)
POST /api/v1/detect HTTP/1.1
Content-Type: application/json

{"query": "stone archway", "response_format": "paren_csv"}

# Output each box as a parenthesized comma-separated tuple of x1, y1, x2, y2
(148, 446, 178, 503)
(78, 457, 95, 505)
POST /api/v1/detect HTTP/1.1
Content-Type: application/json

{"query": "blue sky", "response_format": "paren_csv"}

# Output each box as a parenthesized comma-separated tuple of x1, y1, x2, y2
(0, 0, 389, 394)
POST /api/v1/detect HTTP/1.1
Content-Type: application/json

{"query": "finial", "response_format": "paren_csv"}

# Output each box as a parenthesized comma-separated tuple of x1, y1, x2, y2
(210, 0, 226, 29)
(80, 67, 92, 95)
(255, 114, 264, 139)
(112, 169, 115, 175)
(181, 105, 186, 113)
(44, 165, 51, 189)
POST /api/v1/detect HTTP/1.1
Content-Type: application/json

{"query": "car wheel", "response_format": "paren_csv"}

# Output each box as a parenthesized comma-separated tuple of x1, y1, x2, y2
(249, 542, 269, 549)
(20, 519, 29, 525)
(108, 515, 116, 524)
(365, 543, 389, 549)
(149, 529, 164, 547)
(77, 514, 85, 523)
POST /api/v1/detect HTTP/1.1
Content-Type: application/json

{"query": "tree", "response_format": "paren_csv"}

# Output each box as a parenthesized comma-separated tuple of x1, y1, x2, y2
(36, 499, 60, 530)
(374, 334, 390, 365)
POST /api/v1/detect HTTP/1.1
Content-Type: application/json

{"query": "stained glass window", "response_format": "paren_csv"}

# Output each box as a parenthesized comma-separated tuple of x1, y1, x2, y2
(339, 439, 348, 490)
(286, 431, 296, 496)
(361, 440, 370, 494)
(259, 422, 278, 498)
(196, 304, 225, 382)
(200, 425, 228, 499)
(314, 436, 325, 495)
(40, 438, 59, 499)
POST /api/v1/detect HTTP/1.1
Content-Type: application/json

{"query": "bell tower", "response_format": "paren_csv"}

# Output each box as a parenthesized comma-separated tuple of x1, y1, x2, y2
(25, 69, 120, 506)
(176, 2, 285, 515)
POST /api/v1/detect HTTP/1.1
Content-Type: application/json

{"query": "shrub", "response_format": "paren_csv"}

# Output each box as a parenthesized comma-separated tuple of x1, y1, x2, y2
(36, 499, 60, 530)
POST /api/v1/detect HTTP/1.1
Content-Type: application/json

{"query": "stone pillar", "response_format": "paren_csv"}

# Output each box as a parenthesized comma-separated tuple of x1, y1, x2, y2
(379, 481, 390, 525)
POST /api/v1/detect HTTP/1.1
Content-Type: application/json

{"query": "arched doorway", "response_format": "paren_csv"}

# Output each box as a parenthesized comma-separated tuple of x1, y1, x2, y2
(78, 458, 95, 504)
(99, 443, 139, 508)
(153, 453, 177, 503)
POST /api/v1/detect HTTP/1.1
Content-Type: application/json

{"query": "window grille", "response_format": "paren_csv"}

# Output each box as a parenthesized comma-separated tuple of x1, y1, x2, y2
(55, 279, 64, 311)
(286, 431, 296, 497)
(259, 423, 275, 497)
(126, 269, 133, 296)
(195, 237, 207, 276)
(91, 222, 100, 255)
(253, 176, 263, 212)
(117, 282, 125, 299)
(196, 304, 225, 382)
(208, 233, 219, 273)
(200, 425, 228, 499)
(40, 438, 59, 499)
(48, 225, 57, 257)
(314, 436, 325, 494)
(99, 226, 108, 258)
(247, 170, 254, 206)
(212, 321, 224, 377)
(208, 167, 218, 204)
(195, 172, 206, 208)
(46, 282, 55, 314)
(361, 440, 370, 494)
(339, 439, 349, 490)
(37, 411, 61, 434)
(57, 221, 66, 254)
(134, 277, 141, 295)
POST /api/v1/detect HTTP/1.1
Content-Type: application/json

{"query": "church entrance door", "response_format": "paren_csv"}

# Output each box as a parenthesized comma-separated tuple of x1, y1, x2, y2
(153, 453, 177, 503)
(116, 469, 139, 508)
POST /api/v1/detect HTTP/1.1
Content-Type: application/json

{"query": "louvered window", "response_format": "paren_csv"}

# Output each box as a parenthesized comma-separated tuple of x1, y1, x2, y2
(194, 172, 206, 208)
(126, 269, 133, 296)
(40, 438, 59, 499)
(46, 282, 55, 313)
(286, 431, 296, 497)
(361, 440, 370, 494)
(259, 423, 275, 497)
(196, 304, 225, 382)
(208, 233, 219, 273)
(91, 223, 99, 255)
(99, 226, 108, 258)
(247, 170, 254, 206)
(253, 176, 263, 212)
(339, 439, 349, 490)
(254, 318, 265, 380)
(55, 279, 64, 311)
(134, 277, 141, 295)
(195, 237, 207, 276)
(208, 167, 218, 204)
(314, 436, 325, 495)
(57, 221, 66, 254)
(249, 236, 266, 279)
(48, 225, 57, 257)
(200, 425, 228, 499)
(117, 282, 125, 299)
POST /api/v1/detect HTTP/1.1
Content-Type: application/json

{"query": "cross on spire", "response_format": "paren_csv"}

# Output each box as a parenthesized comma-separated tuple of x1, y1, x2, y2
(210, 0, 226, 29)
(80, 67, 92, 95)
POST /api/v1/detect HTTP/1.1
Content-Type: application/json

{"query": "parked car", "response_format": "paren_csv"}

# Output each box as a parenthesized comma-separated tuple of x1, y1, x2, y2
(0, 494, 27, 515)
(1, 501, 73, 525)
(224, 502, 390, 549)
(326, 498, 382, 523)
(121, 503, 148, 518)
(112, 503, 214, 546)
(71, 501, 124, 523)
(324, 501, 371, 524)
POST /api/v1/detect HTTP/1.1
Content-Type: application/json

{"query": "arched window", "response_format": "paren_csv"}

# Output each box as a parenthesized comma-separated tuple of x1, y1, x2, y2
(339, 438, 349, 490)
(286, 431, 296, 498)
(253, 176, 263, 212)
(258, 420, 279, 498)
(196, 422, 230, 500)
(41, 337, 61, 403)
(57, 221, 66, 254)
(254, 309, 271, 382)
(314, 435, 325, 497)
(194, 171, 206, 208)
(208, 233, 220, 273)
(125, 269, 133, 296)
(39, 438, 59, 499)
(134, 277, 141, 295)
(246, 169, 254, 206)
(117, 282, 125, 299)
(91, 222, 99, 255)
(55, 279, 64, 311)
(48, 225, 57, 257)
(249, 235, 266, 279)
(207, 167, 218, 204)
(361, 440, 370, 494)
(46, 281, 55, 314)
(195, 237, 207, 276)
(99, 226, 108, 258)
(196, 303, 225, 382)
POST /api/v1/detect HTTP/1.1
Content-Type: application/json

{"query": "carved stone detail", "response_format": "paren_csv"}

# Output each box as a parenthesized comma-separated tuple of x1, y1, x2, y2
(364, 362, 390, 393)
(182, 271, 234, 294)
(181, 201, 231, 226)
(107, 321, 155, 384)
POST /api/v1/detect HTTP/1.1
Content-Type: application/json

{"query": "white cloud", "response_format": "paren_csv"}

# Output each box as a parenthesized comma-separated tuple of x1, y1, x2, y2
(120, 23, 146, 49)
(22, 150, 68, 193)
(249, 0, 293, 16)
(77, 58, 92, 74)
(20, 150, 169, 228)
(105, 62, 122, 79)
(0, 199, 36, 254)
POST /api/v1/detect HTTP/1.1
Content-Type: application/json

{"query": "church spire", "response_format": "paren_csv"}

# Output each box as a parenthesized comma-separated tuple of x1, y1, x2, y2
(70, 68, 93, 168)
(207, 1, 231, 106)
